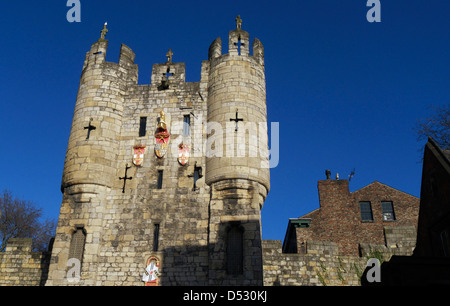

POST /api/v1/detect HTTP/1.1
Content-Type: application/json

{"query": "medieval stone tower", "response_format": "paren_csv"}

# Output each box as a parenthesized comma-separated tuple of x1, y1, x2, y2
(45, 17, 270, 286)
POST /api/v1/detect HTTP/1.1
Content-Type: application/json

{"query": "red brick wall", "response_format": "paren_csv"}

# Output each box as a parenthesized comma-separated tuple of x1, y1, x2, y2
(296, 179, 420, 256)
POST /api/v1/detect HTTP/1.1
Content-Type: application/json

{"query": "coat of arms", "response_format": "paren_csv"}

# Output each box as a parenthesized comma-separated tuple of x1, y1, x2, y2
(178, 143, 190, 166)
(154, 111, 170, 158)
(133, 145, 146, 166)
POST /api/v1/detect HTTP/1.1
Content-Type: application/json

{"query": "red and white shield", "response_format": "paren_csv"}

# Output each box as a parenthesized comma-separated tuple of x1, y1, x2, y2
(133, 145, 146, 166)
(154, 130, 170, 158)
(178, 143, 190, 166)
(154, 110, 170, 158)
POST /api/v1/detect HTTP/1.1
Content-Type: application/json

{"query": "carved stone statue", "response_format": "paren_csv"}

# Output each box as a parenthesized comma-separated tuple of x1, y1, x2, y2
(166, 49, 173, 63)
(236, 15, 242, 30)
(100, 22, 108, 41)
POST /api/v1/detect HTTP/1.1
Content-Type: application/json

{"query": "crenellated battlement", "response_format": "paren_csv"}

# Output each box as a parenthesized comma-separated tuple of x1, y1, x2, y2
(78, 17, 266, 97)
(79, 20, 265, 92)
(208, 33, 264, 65)
(208, 16, 264, 66)
(81, 38, 139, 87)
(118, 44, 136, 68)
(81, 38, 201, 91)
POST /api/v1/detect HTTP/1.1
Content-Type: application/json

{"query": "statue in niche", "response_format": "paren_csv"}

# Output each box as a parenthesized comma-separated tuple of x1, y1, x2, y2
(142, 256, 161, 286)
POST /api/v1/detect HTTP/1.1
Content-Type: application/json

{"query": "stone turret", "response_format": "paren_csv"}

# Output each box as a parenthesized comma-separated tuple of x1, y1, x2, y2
(205, 16, 270, 285)
(62, 24, 138, 196)
(47, 24, 139, 285)
(205, 16, 270, 194)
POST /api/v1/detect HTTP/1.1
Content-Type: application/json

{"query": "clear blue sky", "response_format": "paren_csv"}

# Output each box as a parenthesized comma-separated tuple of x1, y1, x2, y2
(0, 1, 449, 242)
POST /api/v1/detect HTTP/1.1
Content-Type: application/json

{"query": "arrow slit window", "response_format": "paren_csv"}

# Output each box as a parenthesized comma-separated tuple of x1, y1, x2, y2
(157, 170, 163, 189)
(153, 223, 160, 252)
(183, 115, 190, 136)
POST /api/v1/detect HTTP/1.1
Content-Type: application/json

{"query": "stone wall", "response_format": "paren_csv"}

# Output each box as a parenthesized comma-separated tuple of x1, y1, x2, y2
(0, 237, 416, 286)
(0, 238, 50, 286)
(263, 240, 363, 286)
(262, 239, 415, 286)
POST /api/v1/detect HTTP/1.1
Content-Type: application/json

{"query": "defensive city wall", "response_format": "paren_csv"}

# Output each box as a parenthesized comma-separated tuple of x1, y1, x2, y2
(0, 236, 416, 286)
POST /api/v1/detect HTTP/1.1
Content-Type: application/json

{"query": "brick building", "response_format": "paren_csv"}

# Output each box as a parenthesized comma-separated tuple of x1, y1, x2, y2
(283, 174, 420, 257)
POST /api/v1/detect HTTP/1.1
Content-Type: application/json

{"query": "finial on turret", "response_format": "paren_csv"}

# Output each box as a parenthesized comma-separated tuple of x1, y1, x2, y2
(100, 22, 108, 41)
(166, 48, 173, 63)
(236, 15, 242, 30)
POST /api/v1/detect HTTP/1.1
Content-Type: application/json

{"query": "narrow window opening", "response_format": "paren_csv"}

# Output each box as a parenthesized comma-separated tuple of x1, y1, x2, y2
(153, 224, 160, 252)
(68, 227, 86, 267)
(227, 224, 244, 275)
(139, 117, 147, 137)
(234, 36, 242, 55)
(183, 115, 191, 136)
(157, 170, 163, 189)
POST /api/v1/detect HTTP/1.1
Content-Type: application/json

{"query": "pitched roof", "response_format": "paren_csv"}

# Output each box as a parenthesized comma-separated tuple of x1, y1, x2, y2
(351, 181, 419, 199)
